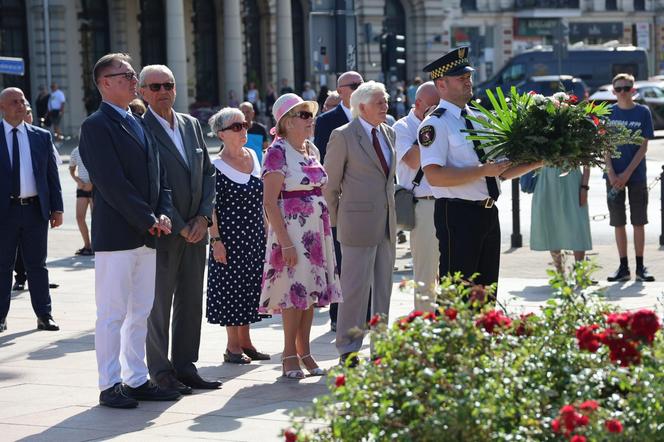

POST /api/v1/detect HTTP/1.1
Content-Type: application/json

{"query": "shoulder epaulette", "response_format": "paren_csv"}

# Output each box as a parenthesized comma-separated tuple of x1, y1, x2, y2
(431, 107, 446, 118)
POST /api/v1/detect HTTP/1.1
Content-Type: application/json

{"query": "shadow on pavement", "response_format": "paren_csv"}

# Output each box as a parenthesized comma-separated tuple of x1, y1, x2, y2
(27, 331, 94, 361)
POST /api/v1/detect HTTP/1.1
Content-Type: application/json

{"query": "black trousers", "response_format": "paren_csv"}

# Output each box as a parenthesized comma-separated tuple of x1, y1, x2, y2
(14, 246, 26, 284)
(434, 199, 501, 288)
(0, 201, 52, 318)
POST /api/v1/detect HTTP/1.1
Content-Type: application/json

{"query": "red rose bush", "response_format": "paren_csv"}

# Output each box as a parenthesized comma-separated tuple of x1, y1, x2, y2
(286, 262, 664, 441)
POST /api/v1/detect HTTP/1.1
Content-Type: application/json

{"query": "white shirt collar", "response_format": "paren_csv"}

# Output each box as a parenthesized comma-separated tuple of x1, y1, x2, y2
(148, 106, 177, 131)
(438, 98, 468, 119)
(340, 103, 352, 121)
(406, 108, 422, 127)
(2, 120, 26, 136)
(358, 117, 380, 139)
(104, 100, 131, 118)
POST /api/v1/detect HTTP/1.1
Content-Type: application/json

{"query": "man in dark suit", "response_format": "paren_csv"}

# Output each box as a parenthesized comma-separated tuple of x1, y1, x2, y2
(0, 87, 63, 333)
(139, 64, 220, 393)
(313, 71, 364, 332)
(79, 53, 179, 409)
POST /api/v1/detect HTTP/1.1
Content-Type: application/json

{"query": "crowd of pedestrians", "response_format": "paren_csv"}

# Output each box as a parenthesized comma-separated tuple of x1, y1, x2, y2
(0, 46, 656, 409)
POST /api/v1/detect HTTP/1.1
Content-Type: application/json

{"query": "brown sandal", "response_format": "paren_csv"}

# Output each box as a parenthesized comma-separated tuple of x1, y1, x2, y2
(224, 350, 251, 364)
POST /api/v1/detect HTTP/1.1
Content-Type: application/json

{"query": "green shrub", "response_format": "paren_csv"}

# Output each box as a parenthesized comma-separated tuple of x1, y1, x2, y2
(285, 262, 664, 441)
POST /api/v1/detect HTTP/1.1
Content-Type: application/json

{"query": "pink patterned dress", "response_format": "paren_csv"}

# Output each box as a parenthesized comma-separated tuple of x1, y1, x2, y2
(259, 138, 342, 313)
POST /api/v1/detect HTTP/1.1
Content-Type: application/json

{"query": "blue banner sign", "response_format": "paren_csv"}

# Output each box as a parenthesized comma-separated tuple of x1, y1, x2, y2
(0, 57, 25, 75)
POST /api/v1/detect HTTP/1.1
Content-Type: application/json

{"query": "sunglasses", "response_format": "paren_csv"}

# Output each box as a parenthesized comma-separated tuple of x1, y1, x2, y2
(290, 110, 314, 120)
(339, 82, 362, 90)
(146, 82, 175, 92)
(614, 85, 633, 93)
(219, 121, 249, 132)
(104, 71, 137, 81)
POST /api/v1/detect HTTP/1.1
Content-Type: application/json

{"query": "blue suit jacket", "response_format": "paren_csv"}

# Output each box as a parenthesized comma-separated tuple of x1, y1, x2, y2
(313, 104, 349, 161)
(0, 122, 63, 220)
(79, 102, 172, 252)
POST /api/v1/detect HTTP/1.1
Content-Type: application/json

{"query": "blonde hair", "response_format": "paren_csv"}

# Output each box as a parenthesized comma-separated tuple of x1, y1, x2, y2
(612, 73, 635, 85)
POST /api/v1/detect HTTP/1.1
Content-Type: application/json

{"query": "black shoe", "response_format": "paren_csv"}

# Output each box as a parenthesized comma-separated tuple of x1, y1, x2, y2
(607, 267, 630, 282)
(12, 282, 25, 291)
(177, 371, 222, 389)
(37, 314, 59, 331)
(636, 267, 655, 282)
(155, 372, 192, 395)
(330, 321, 337, 333)
(242, 347, 271, 361)
(0, 317, 6, 332)
(124, 380, 181, 401)
(99, 383, 138, 409)
(397, 231, 407, 244)
(224, 350, 251, 364)
(339, 352, 359, 368)
(49, 283, 59, 289)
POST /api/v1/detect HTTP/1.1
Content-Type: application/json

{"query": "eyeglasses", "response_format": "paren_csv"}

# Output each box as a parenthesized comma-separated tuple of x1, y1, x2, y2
(219, 121, 249, 132)
(146, 82, 175, 92)
(104, 71, 137, 81)
(614, 85, 633, 93)
(339, 82, 362, 90)
(290, 110, 314, 120)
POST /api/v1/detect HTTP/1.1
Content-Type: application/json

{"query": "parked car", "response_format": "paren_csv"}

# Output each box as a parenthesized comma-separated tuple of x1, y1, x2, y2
(516, 75, 590, 100)
(589, 81, 664, 129)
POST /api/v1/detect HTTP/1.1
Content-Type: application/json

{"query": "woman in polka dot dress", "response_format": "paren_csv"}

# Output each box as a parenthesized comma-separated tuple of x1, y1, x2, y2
(206, 108, 269, 364)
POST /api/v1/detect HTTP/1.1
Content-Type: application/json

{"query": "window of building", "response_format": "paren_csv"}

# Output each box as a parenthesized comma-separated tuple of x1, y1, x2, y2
(0, 0, 31, 100)
(605, 0, 617, 10)
(634, 0, 645, 11)
(193, 0, 219, 105)
(79, 0, 110, 114)
(243, 0, 264, 97)
(292, 0, 306, 94)
(461, 0, 477, 11)
(140, 0, 167, 65)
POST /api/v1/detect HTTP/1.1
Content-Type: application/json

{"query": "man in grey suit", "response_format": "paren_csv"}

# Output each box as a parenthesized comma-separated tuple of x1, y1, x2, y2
(140, 65, 220, 392)
(323, 81, 397, 366)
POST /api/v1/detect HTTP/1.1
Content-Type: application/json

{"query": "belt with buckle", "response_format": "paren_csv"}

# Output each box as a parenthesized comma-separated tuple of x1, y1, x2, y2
(442, 197, 495, 209)
(415, 196, 436, 200)
(10, 196, 39, 205)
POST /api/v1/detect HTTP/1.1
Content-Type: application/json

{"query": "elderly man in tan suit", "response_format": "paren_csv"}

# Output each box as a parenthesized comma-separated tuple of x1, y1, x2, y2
(323, 81, 397, 366)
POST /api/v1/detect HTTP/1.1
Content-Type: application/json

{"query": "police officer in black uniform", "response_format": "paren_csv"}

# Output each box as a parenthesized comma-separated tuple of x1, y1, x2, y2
(417, 47, 542, 296)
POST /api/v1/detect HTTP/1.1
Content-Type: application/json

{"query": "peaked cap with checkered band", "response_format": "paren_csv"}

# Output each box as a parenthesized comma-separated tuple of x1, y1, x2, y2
(423, 47, 475, 80)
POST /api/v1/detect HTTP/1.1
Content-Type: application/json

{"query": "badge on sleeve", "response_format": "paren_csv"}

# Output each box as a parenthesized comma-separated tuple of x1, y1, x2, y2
(418, 125, 435, 147)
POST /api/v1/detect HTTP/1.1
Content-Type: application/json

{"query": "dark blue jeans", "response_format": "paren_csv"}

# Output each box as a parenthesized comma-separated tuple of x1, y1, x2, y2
(0, 201, 52, 318)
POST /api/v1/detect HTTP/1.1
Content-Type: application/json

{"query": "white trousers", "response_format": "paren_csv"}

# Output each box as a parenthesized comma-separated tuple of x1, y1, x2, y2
(410, 199, 439, 312)
(95, 246, 156, 390)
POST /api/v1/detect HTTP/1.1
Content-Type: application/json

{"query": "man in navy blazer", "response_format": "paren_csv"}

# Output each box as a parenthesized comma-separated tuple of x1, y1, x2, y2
(79, 53, 179, 409)
(0, 87, 63, 333)
(312, 71, 363, 331)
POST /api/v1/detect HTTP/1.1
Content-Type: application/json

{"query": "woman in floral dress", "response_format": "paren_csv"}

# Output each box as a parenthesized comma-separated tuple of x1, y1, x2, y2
(260, 94, 342, 379)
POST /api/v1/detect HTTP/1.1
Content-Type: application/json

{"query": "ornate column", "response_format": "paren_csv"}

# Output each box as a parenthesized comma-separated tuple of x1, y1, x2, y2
(166, 0, 189, 112)
(277, 0, 294, 91)
(223, 0, 244, 105)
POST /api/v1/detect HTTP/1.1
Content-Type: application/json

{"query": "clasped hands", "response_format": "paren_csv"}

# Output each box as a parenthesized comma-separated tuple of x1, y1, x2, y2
(149, 214, 172, 237)
(179, 216, 209, 243)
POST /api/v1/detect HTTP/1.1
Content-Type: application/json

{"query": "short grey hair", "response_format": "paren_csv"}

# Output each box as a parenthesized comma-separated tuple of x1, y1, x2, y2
(350, 81, 389, 119)
(208, 107, 244, 132)
(138, 65, 175, 87)
(239, 101, 254, 111)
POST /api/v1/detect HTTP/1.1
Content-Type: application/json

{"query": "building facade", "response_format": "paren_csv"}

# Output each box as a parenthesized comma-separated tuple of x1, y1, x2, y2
(0, 0, 662, 136)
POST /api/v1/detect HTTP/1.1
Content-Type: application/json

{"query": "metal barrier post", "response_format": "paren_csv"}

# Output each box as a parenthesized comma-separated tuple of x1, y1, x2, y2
(511, 178, 522, 248)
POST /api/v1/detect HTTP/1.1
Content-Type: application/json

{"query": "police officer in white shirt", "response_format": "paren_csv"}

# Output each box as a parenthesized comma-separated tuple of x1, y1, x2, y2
(394, 81, 440, 311)
(418, 47, 541, 297)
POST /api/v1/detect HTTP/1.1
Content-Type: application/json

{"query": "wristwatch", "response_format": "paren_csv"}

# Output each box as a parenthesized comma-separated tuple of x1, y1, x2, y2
(202, 215, 213, 227)
(580, 185, 590, 190)
(210, 237, 221, 245)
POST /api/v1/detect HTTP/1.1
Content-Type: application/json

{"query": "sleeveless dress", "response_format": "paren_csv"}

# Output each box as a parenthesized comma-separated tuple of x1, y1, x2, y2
(258, 138, 342, 313)
(530, 166, 592, 251)
(206, 149, 265, 326)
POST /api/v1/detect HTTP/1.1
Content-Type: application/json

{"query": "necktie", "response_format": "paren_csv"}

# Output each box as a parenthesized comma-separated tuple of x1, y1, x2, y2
(461, 109, 499, 200)
(125, 113, 145, 145)
(11, 128, 21, 197)
(371, 128, 389, 176)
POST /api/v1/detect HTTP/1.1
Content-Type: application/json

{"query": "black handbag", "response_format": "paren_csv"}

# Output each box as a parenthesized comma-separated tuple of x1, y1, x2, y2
(394, 167, 424, 231)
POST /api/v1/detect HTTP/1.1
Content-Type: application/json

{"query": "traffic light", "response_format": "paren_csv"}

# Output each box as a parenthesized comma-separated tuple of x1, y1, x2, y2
(380, 33, 406, 74)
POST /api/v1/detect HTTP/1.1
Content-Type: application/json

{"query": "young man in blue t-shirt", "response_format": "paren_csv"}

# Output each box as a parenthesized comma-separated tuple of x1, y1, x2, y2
(605, 73, 655, 282)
